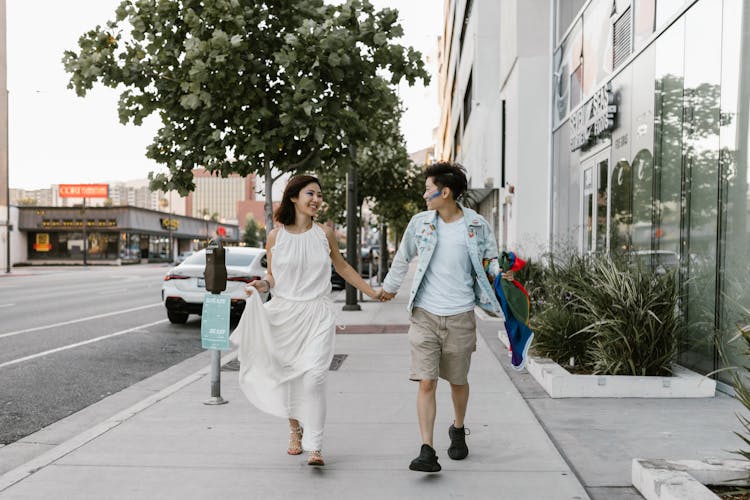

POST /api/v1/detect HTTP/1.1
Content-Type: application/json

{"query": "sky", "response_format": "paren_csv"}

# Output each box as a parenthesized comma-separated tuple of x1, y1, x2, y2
(7, 0, 442, 190)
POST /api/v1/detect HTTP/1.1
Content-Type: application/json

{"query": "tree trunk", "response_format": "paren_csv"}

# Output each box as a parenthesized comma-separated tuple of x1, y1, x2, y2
(263, 158, 274, 233)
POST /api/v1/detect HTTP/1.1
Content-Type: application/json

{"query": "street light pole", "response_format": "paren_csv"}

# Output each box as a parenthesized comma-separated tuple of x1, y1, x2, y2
(343, 143, 361, 311)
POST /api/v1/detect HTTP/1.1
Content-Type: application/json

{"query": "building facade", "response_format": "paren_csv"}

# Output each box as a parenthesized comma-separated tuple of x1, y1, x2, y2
(15, 206, 239, 265)
(437, 0, 551, 257)
(185, 168, 256, 224)
(436, 0, 750, 381)
(550, 0, 750, 382)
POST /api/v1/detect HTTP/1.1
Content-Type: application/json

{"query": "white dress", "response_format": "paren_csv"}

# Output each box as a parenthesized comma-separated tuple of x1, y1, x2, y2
(229, 224, 334, 451)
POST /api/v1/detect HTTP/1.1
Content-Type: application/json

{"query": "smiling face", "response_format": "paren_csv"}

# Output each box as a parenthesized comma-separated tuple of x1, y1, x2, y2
(291, 182, 323, 219)
(423, 176, 449, 210)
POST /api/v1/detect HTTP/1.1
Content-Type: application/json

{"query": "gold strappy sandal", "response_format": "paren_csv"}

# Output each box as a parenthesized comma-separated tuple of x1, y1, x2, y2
(287, 426, 303, 455)
(307, 450, 325, 466)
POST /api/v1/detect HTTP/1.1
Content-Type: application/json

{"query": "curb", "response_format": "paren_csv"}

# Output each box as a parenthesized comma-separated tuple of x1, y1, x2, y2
(0, 350, 238, 494)
(632, 458, 750, 500)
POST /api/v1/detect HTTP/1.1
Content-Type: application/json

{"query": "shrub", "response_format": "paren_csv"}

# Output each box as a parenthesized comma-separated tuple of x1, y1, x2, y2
(530, 253, 680, 376)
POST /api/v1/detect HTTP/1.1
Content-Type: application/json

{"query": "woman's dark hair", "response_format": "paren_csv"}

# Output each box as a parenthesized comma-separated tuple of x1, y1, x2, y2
(274, 174, 322, 225)
(424, 162, 468, 200)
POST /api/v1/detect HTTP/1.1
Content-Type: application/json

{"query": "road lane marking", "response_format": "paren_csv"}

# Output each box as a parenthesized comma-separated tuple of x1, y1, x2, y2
(0, 319, 169, 370)
(0, 304, 14, 308)
(0, 303, 163, 339)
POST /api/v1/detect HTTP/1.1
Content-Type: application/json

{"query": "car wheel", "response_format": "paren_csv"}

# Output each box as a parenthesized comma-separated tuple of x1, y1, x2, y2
(167, 310, 189, 324)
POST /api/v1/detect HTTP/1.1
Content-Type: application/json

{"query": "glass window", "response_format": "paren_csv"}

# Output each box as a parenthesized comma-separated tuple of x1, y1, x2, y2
(655, 0, 689, 29)
(582, 0, 614, 96)
(583, 167, 594, 253)
(653, 18, 683, 261)
(718, 0, 749, 384)
(634, 0, 656, 49)
(680, 0, 722, 375)
(596, 159, 609, 252)
(554, 19, 583, 126)
(610, 159, 633, 252)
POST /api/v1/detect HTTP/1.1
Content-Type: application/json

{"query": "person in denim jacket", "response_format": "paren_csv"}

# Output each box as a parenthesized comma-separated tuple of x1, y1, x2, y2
(380, 162, 506, 472)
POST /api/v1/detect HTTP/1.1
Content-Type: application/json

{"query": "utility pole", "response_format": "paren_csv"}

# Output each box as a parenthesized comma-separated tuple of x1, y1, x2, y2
(343, 143, 360, 311)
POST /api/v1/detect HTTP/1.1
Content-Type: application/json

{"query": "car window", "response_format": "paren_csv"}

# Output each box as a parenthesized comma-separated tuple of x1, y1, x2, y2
(183, 252, 206, 265)
(226, 251, 260, 267)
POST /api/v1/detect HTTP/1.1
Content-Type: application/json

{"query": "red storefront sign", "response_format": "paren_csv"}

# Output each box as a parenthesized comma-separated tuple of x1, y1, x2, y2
(58, 184, 109, 198)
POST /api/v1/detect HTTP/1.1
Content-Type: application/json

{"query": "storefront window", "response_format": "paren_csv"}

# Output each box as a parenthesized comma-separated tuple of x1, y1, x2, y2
(596, 159, 609, 252)
(718, 0, 749, 384)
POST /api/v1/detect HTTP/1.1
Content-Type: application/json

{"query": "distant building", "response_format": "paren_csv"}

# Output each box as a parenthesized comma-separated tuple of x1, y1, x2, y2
(185, 168, 256, 225)
(408, 146, 435, 168)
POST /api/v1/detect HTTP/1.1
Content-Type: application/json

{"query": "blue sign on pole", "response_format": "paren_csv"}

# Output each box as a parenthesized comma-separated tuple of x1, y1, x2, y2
(201, 294, 231, 350)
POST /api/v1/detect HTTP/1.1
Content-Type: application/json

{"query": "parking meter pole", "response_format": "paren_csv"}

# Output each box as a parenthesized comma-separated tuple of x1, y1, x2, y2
(204, 346, 227, 405)
(203, 239, 228, 406)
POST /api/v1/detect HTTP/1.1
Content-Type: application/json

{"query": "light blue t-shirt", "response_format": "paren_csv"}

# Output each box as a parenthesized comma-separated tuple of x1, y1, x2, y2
(413, 216, 475, 316)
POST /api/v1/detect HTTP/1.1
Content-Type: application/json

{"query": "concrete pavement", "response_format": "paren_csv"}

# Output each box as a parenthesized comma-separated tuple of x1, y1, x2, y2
(0, 264, 745, 499)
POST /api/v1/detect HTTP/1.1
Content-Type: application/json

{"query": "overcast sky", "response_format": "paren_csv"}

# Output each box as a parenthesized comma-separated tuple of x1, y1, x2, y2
(7, 1, 441, 190)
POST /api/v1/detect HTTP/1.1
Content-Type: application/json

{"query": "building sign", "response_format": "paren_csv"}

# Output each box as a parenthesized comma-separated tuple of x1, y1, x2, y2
(160, 218, 179, 230)
(58, 184, 109, 198)
(41, 219, 117, 229)
(570, 83, 617, 151)
(34, 233, 51, 252)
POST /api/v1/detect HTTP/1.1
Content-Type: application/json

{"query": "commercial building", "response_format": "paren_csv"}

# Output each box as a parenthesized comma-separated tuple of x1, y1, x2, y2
(437, 0, 750, 382)
(436, 0, 551, 257)
(13, 206, 238, 265)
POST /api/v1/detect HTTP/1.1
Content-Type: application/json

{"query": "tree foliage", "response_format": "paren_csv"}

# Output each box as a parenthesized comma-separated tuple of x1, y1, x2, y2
(62, 0, 429, 217)
(317, 99, 425, 238)
(243, 215, 266, 248)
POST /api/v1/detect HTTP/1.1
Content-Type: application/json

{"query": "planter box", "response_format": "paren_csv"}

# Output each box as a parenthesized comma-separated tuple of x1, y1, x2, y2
(498, 330, 716, 398)
(633, 458, 750, 500)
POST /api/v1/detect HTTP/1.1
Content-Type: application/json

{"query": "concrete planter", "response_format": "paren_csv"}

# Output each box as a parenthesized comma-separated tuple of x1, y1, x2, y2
(633, 458, 750, 500)
(499, 330, 716, 398)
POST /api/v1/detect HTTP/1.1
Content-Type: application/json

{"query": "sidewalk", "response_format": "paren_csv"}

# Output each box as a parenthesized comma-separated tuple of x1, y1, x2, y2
(0, 266, 743, 499)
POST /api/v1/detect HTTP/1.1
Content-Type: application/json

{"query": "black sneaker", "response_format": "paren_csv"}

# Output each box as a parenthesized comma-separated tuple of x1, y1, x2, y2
(409, 444, 441, 472)
(447, 424, 470, 460)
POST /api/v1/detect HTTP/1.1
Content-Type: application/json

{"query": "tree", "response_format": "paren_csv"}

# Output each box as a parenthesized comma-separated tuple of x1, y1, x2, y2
(63, 0, 429, 229)
(243, 215, 265, 248)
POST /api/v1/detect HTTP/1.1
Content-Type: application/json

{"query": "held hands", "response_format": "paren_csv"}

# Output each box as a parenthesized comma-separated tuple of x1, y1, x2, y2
(501, 271, 515, 282)
(374, 288, 396, 302)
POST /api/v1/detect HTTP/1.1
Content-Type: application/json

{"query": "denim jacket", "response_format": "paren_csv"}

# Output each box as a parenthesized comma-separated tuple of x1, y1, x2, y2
(382, 205, 503, 316)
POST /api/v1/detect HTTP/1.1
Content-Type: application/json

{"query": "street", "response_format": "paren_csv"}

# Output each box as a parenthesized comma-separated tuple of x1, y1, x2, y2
(0, 265, 207, 445)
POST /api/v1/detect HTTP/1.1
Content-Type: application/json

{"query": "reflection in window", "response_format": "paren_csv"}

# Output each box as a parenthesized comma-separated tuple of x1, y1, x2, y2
(717, 0, 748, 384)
(570, 63, 583, 109)
(653, 18, 683, 260)
(583, 167, 594, 253)
(681, 0, 722, 375)
(610, 160, 633, 253)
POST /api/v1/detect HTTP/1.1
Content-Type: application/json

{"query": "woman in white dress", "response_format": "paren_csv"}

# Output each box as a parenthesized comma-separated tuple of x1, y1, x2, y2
(230, 174, 380, 466)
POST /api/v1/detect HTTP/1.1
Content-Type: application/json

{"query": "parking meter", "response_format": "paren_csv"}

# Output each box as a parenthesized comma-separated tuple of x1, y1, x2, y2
(204, 239, 227, 293)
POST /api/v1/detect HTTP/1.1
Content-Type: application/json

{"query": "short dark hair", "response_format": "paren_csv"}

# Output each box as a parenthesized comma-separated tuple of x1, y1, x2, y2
(424, 162, 468, 200)
(274, 174, 322, 225)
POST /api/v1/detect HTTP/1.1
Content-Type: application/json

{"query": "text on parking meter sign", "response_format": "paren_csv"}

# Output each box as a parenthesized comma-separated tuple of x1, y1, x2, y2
(201, 294, 231, 350)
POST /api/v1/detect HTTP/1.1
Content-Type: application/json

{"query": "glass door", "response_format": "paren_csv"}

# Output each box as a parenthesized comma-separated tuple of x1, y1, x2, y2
(581, 150, 611, 254)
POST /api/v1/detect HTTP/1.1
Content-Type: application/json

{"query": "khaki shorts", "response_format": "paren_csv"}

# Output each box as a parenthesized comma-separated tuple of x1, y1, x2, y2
(408, 307, 477, 385)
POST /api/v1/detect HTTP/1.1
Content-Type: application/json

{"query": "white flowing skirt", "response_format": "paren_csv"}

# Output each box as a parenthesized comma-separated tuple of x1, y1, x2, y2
(229, 291, 335, 450)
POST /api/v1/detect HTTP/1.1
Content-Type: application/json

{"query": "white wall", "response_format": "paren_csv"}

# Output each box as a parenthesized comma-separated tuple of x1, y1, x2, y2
(499, 0, 551, 258)
(0, 206, 25, 270)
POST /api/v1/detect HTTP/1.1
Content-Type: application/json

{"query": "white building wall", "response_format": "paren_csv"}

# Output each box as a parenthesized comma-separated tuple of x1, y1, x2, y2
(498, 0, 551, 258)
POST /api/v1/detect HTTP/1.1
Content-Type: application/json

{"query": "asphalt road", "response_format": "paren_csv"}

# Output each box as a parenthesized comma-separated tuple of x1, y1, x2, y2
(0, 264, 210, 445)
